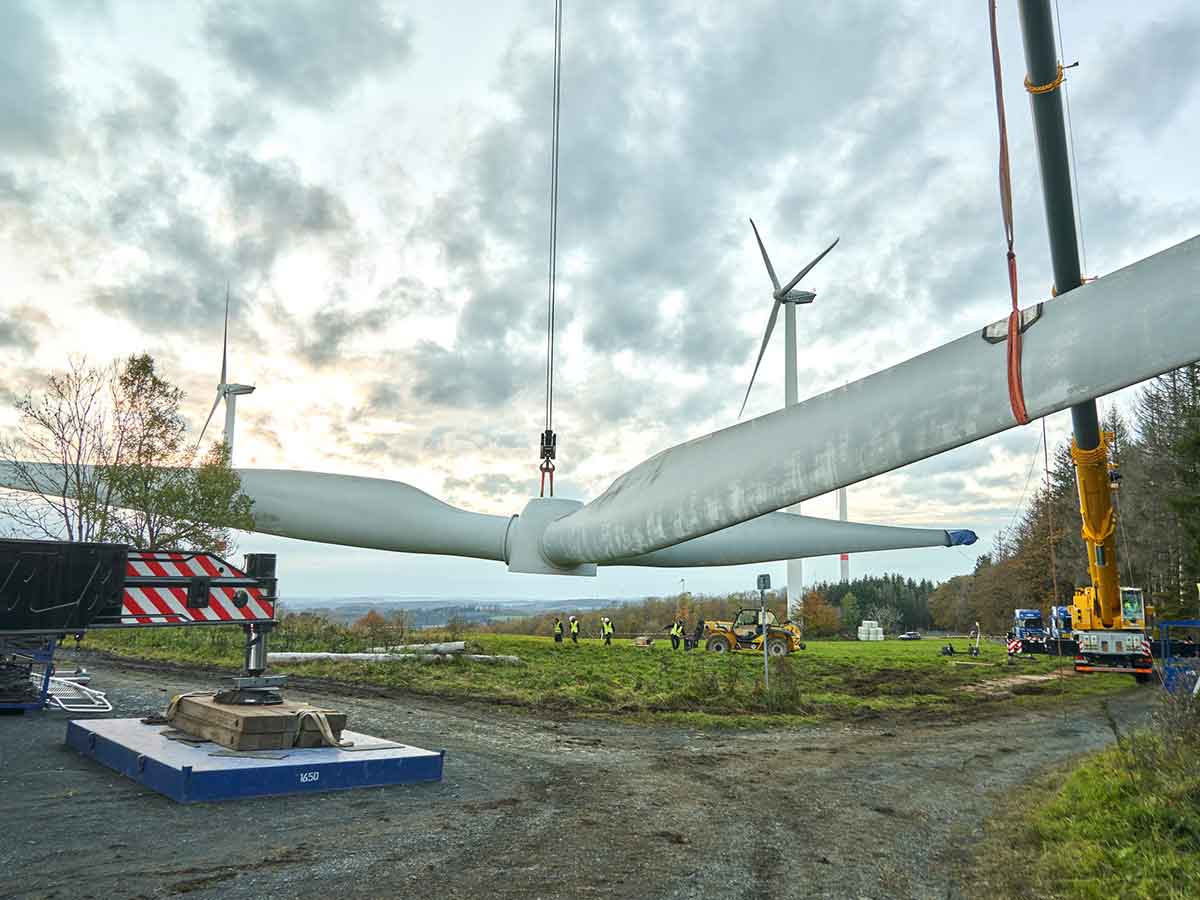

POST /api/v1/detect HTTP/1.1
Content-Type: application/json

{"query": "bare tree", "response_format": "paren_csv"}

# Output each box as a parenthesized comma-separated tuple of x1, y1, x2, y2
(0, 358, 125, 542)
(862, 603, 902, 634)
(1, 354, 253, 553)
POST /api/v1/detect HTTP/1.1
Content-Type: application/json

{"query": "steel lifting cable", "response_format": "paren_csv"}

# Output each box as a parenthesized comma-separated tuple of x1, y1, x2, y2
(988, 0, 1030, 426)
(539, 0, 564, 497)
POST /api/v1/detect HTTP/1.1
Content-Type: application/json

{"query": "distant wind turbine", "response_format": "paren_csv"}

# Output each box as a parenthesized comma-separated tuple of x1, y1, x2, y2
(741, 219, 838, 602)
(197, 285, 255, 463)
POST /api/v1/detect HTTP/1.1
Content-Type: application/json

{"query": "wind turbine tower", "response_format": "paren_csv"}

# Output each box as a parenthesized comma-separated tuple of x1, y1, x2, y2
(839, 487, 849, 582)
(198, 286, 255, 463)
(740, 221, 838, 611)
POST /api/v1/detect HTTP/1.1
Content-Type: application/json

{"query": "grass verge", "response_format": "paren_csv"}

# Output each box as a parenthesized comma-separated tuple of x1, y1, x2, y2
(976, 692, 1200, 899)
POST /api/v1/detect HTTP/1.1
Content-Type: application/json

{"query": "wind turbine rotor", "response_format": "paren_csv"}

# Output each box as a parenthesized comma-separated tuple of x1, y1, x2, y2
(738, 296, 782, 419)
(220, 283, 230, 386)
(775, 236, 840, 299)
(196, 388, 224, 448)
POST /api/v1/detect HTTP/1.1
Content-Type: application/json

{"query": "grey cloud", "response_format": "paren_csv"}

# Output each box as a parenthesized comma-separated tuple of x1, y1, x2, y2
(207, 94, 277, 144)
(95, 152, 352, 332)
(0, 171, 34, 203)
(221, 154, 350, 239)
(205, 0, 414, 107)
(1086, 17, 1200, 139)
(0, 1, 68, 154)
(0, 314, 37, 350)
(407, 340, 537, 408)
(101, 68, 186, 149)
(442, 471, 527, 506)
(291, 303, 392, 368)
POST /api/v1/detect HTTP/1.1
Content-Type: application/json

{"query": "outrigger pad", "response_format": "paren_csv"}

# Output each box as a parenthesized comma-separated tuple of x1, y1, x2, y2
(66, 718, 444, 803)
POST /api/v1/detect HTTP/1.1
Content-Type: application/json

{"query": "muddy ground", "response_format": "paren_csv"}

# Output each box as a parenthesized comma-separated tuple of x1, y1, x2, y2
(0, 654, 1150, 900)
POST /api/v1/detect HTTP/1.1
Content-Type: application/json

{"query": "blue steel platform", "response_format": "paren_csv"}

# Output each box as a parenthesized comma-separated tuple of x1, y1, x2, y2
(66, 718, 444, 803)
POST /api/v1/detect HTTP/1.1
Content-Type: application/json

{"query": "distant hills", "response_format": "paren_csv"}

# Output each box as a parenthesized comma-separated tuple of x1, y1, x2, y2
(279, 595, 630, 627)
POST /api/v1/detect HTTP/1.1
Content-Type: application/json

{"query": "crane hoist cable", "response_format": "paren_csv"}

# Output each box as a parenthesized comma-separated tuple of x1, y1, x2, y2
(539, 0, 564, 498)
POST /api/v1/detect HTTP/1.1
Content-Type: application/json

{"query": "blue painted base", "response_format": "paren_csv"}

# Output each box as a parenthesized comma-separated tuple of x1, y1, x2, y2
(66, 718, 444, 803)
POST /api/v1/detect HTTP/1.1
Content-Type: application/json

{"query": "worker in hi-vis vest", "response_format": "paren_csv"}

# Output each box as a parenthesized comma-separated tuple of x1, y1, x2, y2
(553, 617, 564, 644)
(569, 615, 580, 644)
(670, 620, 683, 650)
(601, 617, 614, 646)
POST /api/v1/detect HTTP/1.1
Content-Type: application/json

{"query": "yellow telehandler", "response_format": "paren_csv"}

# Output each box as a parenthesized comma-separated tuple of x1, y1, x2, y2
(701, 608, 805, 656)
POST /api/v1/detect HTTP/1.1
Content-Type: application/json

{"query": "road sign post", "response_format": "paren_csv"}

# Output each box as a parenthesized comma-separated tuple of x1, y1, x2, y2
(757, 573, 771, 688)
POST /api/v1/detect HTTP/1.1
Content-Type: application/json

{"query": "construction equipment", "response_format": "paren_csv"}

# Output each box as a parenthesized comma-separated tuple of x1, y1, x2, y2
(1064, 432, 1154, 679)
(1009, 2, 1156, 681)
(1156, 620, 1200, 695)
(0, 538, 279, 711)
(702, 608, 805, 657)
(1011, 608, 1048, 653)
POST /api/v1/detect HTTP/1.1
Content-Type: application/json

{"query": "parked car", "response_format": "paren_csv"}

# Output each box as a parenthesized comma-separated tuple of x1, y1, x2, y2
(898, 631, 922, 641)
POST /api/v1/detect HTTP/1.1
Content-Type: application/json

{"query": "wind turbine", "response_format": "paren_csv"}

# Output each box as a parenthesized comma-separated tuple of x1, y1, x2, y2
(197, 286, 255, 462)
(740, 219, 838, 604)
(7, 235, 1200, 576)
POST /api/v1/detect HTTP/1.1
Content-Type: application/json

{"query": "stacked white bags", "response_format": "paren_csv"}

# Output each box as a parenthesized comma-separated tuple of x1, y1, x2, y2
(857, 619, 884, 641)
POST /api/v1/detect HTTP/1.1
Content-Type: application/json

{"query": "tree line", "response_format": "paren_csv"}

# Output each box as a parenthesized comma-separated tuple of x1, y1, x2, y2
(929, 365, 1200, 633)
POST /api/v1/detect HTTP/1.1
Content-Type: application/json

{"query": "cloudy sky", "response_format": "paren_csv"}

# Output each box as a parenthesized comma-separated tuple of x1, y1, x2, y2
(2, 1, 1198, 601)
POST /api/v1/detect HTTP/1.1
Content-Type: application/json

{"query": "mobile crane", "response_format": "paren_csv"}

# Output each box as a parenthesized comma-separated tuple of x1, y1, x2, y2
(1015, 0, 1153, 681)
(1065, 432, 1153, 678)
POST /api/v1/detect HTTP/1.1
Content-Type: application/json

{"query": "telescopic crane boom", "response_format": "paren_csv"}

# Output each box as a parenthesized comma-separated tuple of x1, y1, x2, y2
(1016, 0, 1151, 678)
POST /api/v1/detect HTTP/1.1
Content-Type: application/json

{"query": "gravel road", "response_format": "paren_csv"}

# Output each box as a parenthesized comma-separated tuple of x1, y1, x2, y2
(0, 655, 1150, 900)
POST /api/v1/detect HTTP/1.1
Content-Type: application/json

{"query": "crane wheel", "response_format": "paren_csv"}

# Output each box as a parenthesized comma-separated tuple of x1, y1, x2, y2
(1134, 673, 1152, 685)
(767, 637, 788, 657)
(706, 636, 731, 654)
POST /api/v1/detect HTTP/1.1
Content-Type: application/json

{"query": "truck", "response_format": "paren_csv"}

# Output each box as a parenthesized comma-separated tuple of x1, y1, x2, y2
(1011, 609, 1048, 653)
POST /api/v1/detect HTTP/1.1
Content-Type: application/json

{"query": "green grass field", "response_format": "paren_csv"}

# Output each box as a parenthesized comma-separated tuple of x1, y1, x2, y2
(85, 627, 1131, 727)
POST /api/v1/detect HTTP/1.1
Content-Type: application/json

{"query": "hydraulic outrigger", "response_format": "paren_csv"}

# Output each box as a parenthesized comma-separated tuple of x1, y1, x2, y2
(1016, 0, 1152, 679)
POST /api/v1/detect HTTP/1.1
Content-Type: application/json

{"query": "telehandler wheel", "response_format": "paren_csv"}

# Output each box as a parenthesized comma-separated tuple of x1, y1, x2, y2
(1134, 673, 1153, 684)
(706, 635, 732, 654)
(766, 637, 788, 657)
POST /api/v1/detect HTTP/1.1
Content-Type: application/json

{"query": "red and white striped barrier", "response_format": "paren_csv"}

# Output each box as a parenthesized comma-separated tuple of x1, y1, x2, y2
(118, 551, 274, 626)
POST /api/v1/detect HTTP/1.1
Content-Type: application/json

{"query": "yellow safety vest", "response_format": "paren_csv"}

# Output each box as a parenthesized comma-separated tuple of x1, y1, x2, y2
(603, 621, 614, 635)
(553, 621, 563, 635)
(570, 620, 579, 634)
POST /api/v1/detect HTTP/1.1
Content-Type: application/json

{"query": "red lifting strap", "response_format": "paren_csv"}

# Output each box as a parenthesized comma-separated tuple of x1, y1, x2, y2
(989, 0, 1031, 426)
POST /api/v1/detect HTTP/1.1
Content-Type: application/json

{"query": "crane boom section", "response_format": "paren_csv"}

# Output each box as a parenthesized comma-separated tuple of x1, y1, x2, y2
(1069, 434, 1121, 630)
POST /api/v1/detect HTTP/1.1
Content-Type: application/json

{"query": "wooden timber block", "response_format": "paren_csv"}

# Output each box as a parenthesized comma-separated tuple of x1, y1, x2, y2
(168, 710, 296, 750)
(168, 696, 348, 751)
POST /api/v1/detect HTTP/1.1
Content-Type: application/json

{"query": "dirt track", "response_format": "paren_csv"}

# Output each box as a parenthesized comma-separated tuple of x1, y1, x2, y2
(0, 655, 1149, 900)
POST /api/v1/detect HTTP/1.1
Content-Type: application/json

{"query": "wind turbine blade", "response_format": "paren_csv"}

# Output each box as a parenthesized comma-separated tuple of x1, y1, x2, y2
(0, 462, 514, 564)
(749, 218, 780, 291)
(611, 511, 975, 567)
(738, 299, 782, 419)
(235, 470, 513, 560)
(196, 390, 223, 447)
(220, 283, 230, 386)
(777, 236, 840, 297)
(542, 233, 1200, 566)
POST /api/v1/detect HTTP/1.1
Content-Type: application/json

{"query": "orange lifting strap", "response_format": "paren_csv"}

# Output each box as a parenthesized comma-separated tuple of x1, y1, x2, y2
(988, 0, 1031, 426)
